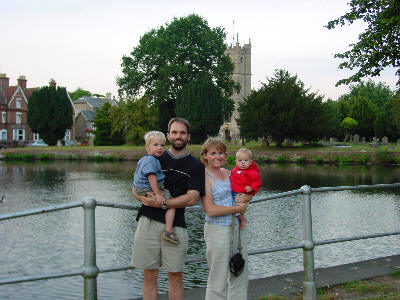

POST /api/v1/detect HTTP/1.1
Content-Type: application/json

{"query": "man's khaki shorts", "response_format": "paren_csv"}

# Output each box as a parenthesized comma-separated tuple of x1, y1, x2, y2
(131, 216, 188, 272)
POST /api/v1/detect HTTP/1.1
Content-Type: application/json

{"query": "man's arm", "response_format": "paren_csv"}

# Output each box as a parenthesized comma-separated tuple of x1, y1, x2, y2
(165, 190, 200, 208)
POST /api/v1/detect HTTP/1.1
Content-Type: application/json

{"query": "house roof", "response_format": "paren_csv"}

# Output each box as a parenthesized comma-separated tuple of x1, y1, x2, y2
(74, 96, 111, 109)
(80, 110, 97, 122)
(0, 89, 6, 106)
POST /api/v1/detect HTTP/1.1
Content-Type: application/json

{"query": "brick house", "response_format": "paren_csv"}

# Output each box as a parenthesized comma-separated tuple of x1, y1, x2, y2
(0, 73, 74, 147)
(73, 95, 115, 143)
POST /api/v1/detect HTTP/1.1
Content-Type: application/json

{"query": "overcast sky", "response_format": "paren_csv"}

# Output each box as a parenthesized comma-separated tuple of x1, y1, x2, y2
(1, 0, 397, 100)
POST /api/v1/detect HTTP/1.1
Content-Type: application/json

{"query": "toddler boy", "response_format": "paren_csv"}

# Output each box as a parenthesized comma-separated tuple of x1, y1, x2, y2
(133, 131, 179, 244)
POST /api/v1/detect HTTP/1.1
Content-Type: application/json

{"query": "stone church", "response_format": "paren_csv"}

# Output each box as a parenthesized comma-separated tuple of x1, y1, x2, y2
(219, 39, 251, 142)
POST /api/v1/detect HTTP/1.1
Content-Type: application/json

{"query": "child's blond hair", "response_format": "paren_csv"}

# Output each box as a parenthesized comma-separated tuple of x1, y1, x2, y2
(144, 131, 166, 145)
(236, 148, 252, 159)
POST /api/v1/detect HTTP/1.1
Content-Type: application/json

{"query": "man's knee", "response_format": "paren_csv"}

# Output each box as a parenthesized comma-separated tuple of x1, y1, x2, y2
(144, 269, 158, 283)
(168, 271, 183, 285)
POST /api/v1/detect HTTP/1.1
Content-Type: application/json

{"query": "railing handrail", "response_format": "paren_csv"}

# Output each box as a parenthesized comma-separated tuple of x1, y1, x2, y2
(1, 182, 400, 300)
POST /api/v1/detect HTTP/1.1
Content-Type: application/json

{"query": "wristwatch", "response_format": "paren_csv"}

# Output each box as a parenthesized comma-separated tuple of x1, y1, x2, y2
(161, 199, 167, 210)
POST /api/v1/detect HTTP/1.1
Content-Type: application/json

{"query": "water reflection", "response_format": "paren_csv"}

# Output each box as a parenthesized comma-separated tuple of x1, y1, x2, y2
(1, 161, 400, 299)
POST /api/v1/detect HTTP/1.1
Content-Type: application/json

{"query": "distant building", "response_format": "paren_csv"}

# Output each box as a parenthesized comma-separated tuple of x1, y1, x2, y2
(219, 40, 251, 142)
(73, 95, 115, 142)
(0, 73, 74, 147)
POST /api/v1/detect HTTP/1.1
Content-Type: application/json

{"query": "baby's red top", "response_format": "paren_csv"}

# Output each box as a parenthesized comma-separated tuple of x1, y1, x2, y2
(230, 161, 261, 195)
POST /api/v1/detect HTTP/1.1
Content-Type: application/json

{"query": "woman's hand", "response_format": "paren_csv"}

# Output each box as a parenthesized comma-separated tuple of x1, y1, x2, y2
(235, 193, 252, 204)
(235, 201, 248, 213)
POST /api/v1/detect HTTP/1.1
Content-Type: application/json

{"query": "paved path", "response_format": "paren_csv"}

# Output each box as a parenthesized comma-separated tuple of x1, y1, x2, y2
(131, 254, 400, 300)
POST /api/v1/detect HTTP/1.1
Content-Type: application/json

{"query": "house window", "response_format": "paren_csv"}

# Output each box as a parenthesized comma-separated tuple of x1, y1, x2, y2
(0, 130, 6, 141)
(34, 133, 40, 141)
(16, 98, 22, 109)
(64, 129, 71, 141)
(1, 112, 5, 123)
(16, 112, 22, 124)
(13, 129, 25, 141)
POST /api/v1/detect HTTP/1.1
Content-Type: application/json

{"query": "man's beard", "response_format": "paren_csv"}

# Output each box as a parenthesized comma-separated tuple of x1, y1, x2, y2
(170, 139, 188, 151)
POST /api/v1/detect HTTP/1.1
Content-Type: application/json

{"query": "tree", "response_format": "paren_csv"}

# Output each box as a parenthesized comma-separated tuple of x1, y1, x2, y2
(93, 102, 125, 146)
(28, 86, 73, 146)
(109, 96, 157, 145)
(69, 88, 92, 101)
(117, 14, 237, 131)
(237, 69, 326, 146)
(175, 77, 224, 143)
(326, 0, 400, 86)
(341, 117, 358, 139)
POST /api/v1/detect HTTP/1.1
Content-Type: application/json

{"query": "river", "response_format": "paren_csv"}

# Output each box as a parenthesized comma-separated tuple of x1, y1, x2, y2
(1, 161, 400, 299)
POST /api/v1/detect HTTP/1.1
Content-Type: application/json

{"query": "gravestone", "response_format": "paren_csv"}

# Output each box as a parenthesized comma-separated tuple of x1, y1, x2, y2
(382, 136, 388, 145)
(372, 137, 378, 148)
(89, 136, 94, 147)
(353, 134, 359, 144)
(349, 135, 353, 143)
(362, 137, 366, 144)
(57, 140, 62, 147)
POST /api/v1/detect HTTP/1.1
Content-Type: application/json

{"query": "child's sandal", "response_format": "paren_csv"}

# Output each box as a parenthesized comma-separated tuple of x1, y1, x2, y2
(161, 230, 180, 244)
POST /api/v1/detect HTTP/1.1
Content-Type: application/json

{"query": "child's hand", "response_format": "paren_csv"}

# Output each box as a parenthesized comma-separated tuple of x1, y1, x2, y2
(245, 186, 253, 193)
(155, 194, 164, 203)
(238, 215, 247, 230)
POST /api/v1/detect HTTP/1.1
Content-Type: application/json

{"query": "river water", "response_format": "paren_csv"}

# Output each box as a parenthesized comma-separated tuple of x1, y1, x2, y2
(1, 161, 400, 299)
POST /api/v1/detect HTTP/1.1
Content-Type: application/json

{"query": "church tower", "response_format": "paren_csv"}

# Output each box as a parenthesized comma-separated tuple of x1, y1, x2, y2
(220, 38, 251, 142)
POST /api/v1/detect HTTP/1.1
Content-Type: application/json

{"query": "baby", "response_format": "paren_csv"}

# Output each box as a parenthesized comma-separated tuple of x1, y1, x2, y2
(133, 131, 179, 244)
(230, 148, 262, 229)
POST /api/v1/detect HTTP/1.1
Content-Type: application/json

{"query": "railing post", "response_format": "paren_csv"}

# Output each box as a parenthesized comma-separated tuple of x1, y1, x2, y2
(82, 197, 99, 300)
(301, 185, 317, 300)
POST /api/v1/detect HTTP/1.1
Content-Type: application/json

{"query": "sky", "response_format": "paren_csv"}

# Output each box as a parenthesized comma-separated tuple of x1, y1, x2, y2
(1, 0, 398, 101)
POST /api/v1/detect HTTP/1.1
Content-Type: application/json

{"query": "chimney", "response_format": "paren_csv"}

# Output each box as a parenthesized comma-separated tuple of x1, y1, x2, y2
(17, 75, 27, 90)
(106, 92, 111, 100)
(49, 78, 56, 87)
(0, 73, 9, 89)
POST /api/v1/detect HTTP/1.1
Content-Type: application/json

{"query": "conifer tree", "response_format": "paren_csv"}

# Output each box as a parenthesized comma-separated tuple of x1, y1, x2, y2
(28, 86, 73, 145)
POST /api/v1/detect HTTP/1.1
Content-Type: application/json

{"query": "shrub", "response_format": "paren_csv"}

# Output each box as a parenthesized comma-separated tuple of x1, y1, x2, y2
(313, 157, 324, 164)
(257, 156, 272, 164)
(276, 155, 288, 163)
(375, 150, 395, 164)
(295, 156, 307, 164)
(39, 153, 55, 161)
(340, 156, 353, 164)
(226, 155, 236, 165)
(356, 154, 370, 164)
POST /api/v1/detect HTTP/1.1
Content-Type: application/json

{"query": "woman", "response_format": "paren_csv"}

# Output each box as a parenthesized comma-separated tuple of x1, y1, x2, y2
(201, 137, 251, 300)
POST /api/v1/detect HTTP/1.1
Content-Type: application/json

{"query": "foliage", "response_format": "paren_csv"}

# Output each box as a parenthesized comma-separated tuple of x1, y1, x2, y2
(117, 14, 237, 131)
(237, 69, 326, 146)
(69, 87, 92, 101)
(28, 86, 73, 146)
(341, 117, 358, 134)
(337, 80, 394, 138)
(321, 99, 342, 139)
(109, 96, 157, 145)
(93, 102, 125, 146)
(175, 77, 225, 143)
(326, 0, 400, 86)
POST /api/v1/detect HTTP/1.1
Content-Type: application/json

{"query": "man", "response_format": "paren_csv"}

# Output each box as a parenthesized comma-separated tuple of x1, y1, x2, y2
(131, 117, 205, 300)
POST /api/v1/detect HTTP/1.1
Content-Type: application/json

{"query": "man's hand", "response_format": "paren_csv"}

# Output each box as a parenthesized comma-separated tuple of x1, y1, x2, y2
(142, 192, 164, 208)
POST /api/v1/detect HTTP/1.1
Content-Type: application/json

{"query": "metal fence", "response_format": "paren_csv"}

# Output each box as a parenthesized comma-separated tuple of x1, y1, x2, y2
(1, 183, 400, 300)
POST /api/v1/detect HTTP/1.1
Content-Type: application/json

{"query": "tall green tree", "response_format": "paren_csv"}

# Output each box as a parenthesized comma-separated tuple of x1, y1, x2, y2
(175, 77, 224, 143)
(117, 14, 237, 131)
(326, 0, 400, 86)
(109, 96, 157, 145)
(93, 102, 125, 146)
(28, 86, 73, 146)
(238, 69, 325, 146)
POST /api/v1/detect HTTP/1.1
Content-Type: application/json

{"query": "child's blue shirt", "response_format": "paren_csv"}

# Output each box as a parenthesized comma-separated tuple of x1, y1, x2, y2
(133, 154, 165, 189)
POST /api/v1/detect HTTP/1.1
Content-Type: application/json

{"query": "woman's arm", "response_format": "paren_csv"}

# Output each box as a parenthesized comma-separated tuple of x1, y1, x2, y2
(201, 174, 247, 217)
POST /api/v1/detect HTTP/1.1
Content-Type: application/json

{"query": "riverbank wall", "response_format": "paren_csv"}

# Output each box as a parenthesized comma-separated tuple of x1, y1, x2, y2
(1, 148, 400, 165)
(148, 254, 400, 300)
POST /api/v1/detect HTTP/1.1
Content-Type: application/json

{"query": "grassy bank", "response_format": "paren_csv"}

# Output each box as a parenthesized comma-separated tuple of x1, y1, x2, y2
(1, 142, 400, 165)
(259, 270, 400, 299)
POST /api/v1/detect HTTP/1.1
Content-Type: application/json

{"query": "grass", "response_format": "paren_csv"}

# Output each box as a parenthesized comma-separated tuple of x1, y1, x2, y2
(257, 271, 400, 300)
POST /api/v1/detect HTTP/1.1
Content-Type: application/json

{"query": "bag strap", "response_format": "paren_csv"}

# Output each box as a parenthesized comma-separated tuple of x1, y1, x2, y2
(231, 214, 242, 256)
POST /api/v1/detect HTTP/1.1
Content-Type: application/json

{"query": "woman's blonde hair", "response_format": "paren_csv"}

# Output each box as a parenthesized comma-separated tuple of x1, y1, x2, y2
(201, 137, 227, 166)
(144, 131, 166, 145)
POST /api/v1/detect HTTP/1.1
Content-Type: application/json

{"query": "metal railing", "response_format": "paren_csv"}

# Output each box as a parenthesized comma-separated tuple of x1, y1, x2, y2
(1, 183, 400, 300)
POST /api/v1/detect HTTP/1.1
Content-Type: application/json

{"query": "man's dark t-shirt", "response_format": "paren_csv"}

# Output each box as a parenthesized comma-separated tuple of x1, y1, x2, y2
(136, 150, 205, 228)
